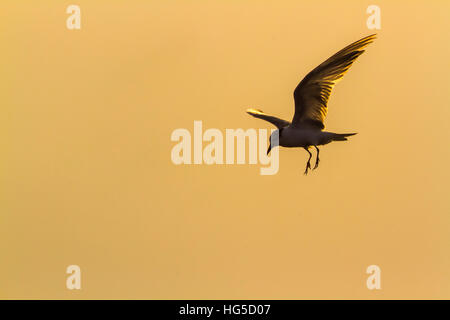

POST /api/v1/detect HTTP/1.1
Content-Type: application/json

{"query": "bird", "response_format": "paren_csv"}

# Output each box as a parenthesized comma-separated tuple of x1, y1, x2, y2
(246, 34, 376, 174)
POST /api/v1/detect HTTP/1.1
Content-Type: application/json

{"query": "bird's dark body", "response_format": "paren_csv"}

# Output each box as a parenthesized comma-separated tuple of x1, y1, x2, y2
(278, 126, 356, 148)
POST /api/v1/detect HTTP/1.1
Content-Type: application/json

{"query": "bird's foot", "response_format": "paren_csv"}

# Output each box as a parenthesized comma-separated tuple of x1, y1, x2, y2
(304, 161, 311, 175)
(313, 158, 320, 170)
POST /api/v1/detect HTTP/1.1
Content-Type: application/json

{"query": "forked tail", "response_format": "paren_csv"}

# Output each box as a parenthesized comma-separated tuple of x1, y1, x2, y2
(332, 133, 357, 141)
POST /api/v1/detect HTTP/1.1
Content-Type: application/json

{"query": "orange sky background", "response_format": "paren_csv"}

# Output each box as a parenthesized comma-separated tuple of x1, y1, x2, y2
(1, 0, 450, 299)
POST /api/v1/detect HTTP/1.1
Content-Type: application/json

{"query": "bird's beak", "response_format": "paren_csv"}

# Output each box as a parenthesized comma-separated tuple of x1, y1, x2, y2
(267, 143, 272, 155)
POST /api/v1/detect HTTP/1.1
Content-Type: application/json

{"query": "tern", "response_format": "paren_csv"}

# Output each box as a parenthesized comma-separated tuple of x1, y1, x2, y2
(247, 34, 376, 174)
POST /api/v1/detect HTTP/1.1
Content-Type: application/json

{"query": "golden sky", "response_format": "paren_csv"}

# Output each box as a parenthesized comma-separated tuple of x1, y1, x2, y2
(1, 0, 450, 299)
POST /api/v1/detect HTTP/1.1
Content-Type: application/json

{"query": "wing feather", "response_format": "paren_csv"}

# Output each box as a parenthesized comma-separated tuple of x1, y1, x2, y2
(292, 34, 376, 129)
(246, 108, 290, 129)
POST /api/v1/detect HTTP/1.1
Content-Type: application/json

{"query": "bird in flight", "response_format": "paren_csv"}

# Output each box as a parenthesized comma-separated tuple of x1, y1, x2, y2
(247, 34, 376, 174)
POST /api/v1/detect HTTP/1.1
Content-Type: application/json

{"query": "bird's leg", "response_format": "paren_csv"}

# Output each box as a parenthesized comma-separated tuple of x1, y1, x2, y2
(303, 147, 312, 175)
(313, 146, 320, 169)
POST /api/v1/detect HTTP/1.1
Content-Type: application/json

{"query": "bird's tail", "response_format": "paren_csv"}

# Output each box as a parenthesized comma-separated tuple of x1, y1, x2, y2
(332, 132, 357, 141)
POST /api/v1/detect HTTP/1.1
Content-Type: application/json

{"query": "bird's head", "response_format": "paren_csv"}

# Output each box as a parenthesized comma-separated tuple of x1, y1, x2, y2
(267, 128, 282, 155)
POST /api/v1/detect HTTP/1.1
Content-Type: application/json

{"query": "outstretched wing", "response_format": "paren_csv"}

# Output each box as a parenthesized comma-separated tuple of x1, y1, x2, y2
(246, 108, 290, 129)
(292, 34, 376, 129)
